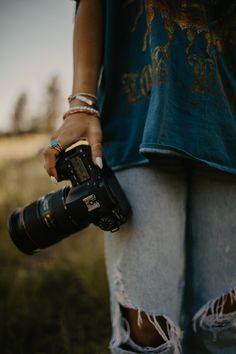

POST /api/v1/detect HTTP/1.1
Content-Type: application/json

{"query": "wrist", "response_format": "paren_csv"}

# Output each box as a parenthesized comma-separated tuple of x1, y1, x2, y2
(72, 71, 99, 96)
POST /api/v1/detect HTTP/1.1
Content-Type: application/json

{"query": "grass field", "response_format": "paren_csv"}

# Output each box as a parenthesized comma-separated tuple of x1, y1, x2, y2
(0, 134, 111, 354)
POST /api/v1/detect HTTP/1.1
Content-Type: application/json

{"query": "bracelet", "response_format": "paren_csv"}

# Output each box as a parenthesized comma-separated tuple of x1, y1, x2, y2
(63, 106, 100, 120)
(69, 97, 99, 110)
(70, 95, 94, 106)
(66, 105, 100, 115)
(68, 92, 97, 104)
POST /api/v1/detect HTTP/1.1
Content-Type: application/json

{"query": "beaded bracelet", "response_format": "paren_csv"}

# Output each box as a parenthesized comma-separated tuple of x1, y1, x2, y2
(63, 106, 100, 120)
(67, 105, 100, 116)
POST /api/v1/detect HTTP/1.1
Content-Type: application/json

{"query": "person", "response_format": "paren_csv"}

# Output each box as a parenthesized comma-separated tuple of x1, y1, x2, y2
(43, 1, 236, 353)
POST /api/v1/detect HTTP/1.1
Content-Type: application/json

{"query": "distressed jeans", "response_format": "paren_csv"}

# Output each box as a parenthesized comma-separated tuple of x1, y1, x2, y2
(104, 155, 236, 354)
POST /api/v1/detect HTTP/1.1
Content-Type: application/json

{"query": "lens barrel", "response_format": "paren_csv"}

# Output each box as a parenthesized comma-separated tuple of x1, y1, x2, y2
(8, 187, 87, 255)
(7, 145, 132, 255)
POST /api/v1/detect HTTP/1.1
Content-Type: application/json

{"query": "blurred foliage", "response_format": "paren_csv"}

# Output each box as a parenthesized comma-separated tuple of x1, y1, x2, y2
(45, 75, 62, 132)
(11, 92, 28, 134)
(0, 149, 111, 354)
(9, 75, 63, 135)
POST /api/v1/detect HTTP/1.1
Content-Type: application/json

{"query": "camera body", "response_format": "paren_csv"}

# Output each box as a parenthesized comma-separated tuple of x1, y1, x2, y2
(8, 144, 131, 255)
(56, 144, 131, 231)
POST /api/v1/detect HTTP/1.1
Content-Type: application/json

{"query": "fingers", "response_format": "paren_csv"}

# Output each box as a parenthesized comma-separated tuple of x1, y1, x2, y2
(43, 130, 77, 180)
(88, 127, 103, 168)
(93, 143, 103, 168)
(43, 144, 60, 180)
(43, 117, 84, 179)
(43, 115, 103, 181)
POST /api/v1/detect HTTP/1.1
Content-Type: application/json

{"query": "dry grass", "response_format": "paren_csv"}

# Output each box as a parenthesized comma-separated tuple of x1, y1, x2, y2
(0, 133, 111, 354)
(0, 133, 50, 168)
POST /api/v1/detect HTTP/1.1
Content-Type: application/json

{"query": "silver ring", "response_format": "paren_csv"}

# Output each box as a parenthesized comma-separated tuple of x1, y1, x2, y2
(48, 139, 63, 153)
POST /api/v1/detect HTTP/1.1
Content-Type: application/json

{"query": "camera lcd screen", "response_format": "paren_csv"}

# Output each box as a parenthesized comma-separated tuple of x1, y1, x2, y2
(71, 156, 90, 183)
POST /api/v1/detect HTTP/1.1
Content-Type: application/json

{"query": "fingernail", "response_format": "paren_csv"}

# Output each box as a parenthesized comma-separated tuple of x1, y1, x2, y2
(96, 157, 103, 169)
(50, 176, 58, 184)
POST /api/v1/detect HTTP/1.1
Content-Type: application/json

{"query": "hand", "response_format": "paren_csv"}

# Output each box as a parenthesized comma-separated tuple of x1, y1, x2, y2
(43, 113, 103, 181)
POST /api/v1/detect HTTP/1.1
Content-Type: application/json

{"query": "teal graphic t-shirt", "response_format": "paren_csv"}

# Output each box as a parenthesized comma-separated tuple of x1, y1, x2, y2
(74, 1, 236, 174)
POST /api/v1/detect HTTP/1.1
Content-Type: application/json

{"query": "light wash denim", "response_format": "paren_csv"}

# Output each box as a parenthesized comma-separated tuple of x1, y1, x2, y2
(104, 155, 236, 354)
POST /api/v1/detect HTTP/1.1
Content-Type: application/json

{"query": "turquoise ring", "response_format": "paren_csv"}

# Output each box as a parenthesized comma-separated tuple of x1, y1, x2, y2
(48, 139, 63, 153)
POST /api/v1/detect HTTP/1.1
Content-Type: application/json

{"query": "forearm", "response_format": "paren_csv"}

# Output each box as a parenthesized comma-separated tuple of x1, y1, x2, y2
(44, 0, 104, 179)
(72, 0, 103, 96)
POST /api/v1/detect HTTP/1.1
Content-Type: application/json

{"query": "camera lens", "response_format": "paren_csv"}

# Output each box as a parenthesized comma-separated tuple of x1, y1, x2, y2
(8, 187, 88, 255)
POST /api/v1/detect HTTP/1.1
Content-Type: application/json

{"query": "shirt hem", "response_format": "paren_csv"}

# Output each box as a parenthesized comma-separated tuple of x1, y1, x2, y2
(140, 144, 236, 175)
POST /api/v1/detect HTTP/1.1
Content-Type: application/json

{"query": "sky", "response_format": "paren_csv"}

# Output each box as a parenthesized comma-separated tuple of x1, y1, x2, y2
(0, 0, 76, 131)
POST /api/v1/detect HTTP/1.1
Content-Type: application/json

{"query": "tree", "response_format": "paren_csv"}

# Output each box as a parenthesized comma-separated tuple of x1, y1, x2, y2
(45, 75, 62, 131)
(11, 92, 28, 134)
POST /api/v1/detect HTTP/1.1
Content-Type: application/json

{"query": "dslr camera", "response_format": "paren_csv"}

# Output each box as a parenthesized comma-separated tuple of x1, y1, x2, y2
(8, 144, 131, 255)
